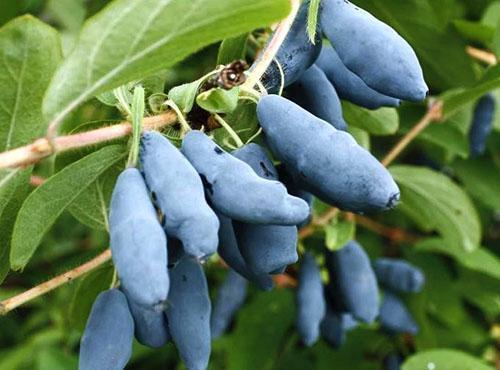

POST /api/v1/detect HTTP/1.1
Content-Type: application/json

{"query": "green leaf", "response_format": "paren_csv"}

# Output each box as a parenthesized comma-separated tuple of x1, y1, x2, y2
(45, 0, 86, 31)
(307, 0, 320, 44)
(342, 102, 399, 135)
(441, 66, 500, 119)
(347, 126, 370, 150)
(67, 163, 123, 230)
(452, 158, 500, 210)
(0, 16, 62, 204)
(196, 87, 239, 114)
(390, 165, 481, 252)
(225, 290, 295, 370)
(452, 20, 494, 44)
(353, 0, 475, 90)
(212, 100, 259, 149)
(0, 16, 61, 150)
(324, 218, 356, 251)
(68, 263, 114, 331)
(416, 238, 500, 281)
(10, 145, 126, 270)
(217, 34, 248, 65)
(398, 105, 470, 159)
(35, 348, 78, 370)
(168, 80, 205, 113)
(0, 169, 30, 283)
(403, 349, 494, 370)
(43, 0, 291, 128)
(0, 16, 61, 279)
(458, 269, 500, 317)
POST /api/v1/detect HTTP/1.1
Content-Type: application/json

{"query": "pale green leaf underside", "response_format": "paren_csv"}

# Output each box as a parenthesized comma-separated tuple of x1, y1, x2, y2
(43, 0, 290, 128)
(390, 165, 481, 252)
(417, 238, 500, 281)
(342, 102, 399, 136)
(10, 145, 126, 270)
(0, 15, 61, 151)
(403, 349, 494, 370)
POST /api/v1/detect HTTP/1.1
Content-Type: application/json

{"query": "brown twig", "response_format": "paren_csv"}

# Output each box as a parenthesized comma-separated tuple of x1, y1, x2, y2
(466, 46, 497, 66)
(354, 215, 420, 243)
(29, 175, 46, 187)
(381, 101, 443, 167)
(0, 250, 111, 315)
(0, 112, 177, 169)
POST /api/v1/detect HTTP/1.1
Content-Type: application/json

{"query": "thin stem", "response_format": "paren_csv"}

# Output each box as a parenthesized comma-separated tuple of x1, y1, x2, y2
(0, 250, 112, 315)
(164, 100, 191, 135)
(0, 111, 177, 169)
(214, 114, 244, 148)
(381, 101, 443, 167)
(354, 214, 420, 243)
(243, 0, 301, 89)
(466, 46, 497, 66)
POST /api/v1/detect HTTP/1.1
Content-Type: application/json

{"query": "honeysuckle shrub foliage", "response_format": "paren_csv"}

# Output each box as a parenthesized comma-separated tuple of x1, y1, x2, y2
(0, 0, 499, 369)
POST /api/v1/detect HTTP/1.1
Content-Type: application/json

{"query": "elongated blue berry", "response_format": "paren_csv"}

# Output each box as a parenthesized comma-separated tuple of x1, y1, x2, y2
(262, 0, 322, 93)
(320, 309, 356, 348)
(257, 95, 400, 213)
(79, 289, 134, 370)
(379, 291, 418, 335)
(125, 292, 170, 348)
(320, 0, 427, 101)
(232, 144, 299, 275)
(277, 164, 314, 228)
(287, 64, 347, 131)
(140, 131, 219, 258)
(217, 212, 274, 291)
(211, 269, 248, 339)
(327, 241, 379, 323)
(374, 258, 425, 293)
(166, 257, 211, 370)
(470, 94, 495, 156)
(316, 46, 400, 109)
(181, 130, 309, 225)
(384, 354, 403, 370)
(296, 253, 326, 346)
(109, 168, 168, 307)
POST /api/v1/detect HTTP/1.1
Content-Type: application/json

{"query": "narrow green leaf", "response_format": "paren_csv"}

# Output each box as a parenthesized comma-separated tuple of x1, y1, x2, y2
(452, 158, 500, 210)
(196, 87, 239, 114)
(0, 16, 61, 278)
(10, 145, 126, 270)
(43, 0, 291, 128)
(417, 238, 500, 281)
(403, 349, 494, 370)
(441, 65, 500, 119)
(307, 0, 320, 44)
(0, 16, 62, 207)
(217, 34, 248, 65)
(0, 169, 30, 283)
(452, 19, 494, 44)
(168, 80, 204, 113)
(390, 165, 481, 252)
(342, 102, 399, 136)
(67, 163, 123, 230)
(324, 219, 356, 251)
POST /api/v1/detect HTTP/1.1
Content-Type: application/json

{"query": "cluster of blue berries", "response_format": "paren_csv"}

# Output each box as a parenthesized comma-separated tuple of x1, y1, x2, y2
(78, 1, 434, 369)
